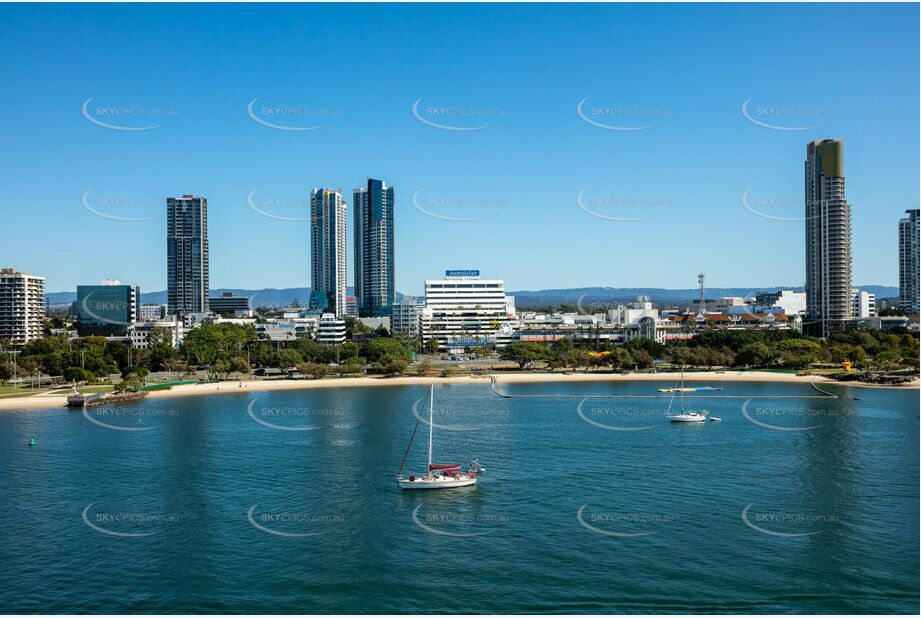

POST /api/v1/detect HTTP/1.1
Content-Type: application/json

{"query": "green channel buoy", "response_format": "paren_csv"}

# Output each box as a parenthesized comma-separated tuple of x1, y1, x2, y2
(28, 438, 36, 448)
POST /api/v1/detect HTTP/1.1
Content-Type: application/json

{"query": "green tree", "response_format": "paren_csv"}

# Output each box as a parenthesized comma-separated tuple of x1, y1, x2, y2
(624, 337, 666, 360)
(571, 348, 592, 372)
(207, 359, 231, 381)
(115, 375, 143, 393)
(873, 350, 903, 371)
(500, 342, 550, 369)
(338, 361, 366, 375)
(777, 339, 822, 368)
(735, 342, 774, 367)
(121, 365, 149, 380)
(418, 358, 433, 376)
(297, 362, 329, 379)
(181, 323, 257, 367)
(63, 366, 93, 383)
(164, 359, 192, 382)
(608, 348, 634, 370)
(362, 338, 412, 365)
(275, 349, 304, 370)
(345, 317, 373, 338)
(629, 349, 654, 369)
(227, 356, 250, 376)
(379, 359, 408, 376)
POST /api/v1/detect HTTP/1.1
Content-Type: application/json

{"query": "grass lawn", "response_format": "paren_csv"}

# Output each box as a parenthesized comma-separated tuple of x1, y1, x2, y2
(45, 385, 115, 395)
(0, 384, 115, 399)
(0, 386, 57, 399)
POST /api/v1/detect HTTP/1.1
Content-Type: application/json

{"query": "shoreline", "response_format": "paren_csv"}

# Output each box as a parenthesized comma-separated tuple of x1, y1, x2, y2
(0, 370, 916, 411)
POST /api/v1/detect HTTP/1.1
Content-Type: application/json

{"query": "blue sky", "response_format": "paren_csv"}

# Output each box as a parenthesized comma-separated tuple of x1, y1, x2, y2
(1, 3, 917, 295)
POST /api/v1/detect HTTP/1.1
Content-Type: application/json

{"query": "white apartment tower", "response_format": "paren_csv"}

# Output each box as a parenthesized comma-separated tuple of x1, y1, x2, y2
(851, 289, 877, 319)
(0, 268, 46, 347)
(392, 295, 421, 338)
(310, 188, 348, 317)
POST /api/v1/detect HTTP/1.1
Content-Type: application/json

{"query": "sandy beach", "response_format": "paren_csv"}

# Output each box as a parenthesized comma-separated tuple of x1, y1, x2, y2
(1, 370, 915, 411)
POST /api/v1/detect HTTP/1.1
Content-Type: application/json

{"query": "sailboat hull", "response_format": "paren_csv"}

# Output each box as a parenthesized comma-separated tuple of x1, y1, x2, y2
(666, 414, 708, 422)
(398, 476, 478, 490)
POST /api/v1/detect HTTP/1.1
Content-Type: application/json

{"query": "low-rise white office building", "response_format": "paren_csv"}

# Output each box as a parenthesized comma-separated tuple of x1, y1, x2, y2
(130, 319, 183, 349)
(607, 297, 660, 325)
(256, 314, 319, 342)
(139, 303, 167, 321)
(316, 313, 346, 345)
(754, 290, 807, 316)
(391, 296, 421, 337)
(420, 270, 516, 350)
(851, 289, 877, 319)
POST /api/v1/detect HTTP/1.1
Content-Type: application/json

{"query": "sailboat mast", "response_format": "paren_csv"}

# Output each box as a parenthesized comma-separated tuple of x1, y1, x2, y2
(680, 366, 685, 412)
(427, 384, 434, 467)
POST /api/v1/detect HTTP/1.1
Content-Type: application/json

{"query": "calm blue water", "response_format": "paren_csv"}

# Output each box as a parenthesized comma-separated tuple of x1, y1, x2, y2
(0, 380, 917, 614)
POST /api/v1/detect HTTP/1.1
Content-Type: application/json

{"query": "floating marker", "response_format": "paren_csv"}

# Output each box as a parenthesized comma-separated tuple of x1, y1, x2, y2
(28, 438, 37, 447)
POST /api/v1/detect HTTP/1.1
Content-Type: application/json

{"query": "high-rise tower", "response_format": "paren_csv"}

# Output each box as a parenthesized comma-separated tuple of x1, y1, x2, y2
(310, 188, 347, 317)
(353, 178, 395, 317)
(804, 139, 851, 336)
(167, 195, 209, 316)
(899, 209, 920, 315)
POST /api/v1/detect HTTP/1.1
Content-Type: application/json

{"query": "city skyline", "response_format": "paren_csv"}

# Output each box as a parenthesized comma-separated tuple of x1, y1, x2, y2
(1, 4, 918, 294)
(0, 6, 917, 618)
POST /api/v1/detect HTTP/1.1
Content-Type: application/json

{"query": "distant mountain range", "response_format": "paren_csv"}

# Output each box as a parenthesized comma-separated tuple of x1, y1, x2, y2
(44, 285, 900, 308)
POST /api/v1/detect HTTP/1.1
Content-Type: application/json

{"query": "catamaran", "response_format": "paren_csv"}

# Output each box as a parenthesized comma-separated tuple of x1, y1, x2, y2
(664, 368, 709, 422)
(397, 384, 485, 490)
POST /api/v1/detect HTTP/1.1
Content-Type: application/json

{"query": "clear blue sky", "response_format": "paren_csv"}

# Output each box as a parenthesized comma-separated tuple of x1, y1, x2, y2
(1, 3, 917, 295)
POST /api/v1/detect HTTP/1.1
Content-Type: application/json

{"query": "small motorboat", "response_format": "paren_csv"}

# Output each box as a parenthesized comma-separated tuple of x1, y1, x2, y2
(709, 417, 721, 422)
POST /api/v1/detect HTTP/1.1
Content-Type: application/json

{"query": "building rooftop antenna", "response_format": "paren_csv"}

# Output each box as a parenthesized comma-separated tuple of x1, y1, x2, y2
(698, 272, 705, 313)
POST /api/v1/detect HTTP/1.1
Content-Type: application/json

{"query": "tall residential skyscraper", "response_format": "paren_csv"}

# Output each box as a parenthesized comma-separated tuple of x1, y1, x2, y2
(353, 178, 395, 317)
(310, 188, 347, 317)
(167, 195, 210, 316)
(899, 209, 920, 315)
(805, 139, 852, 336)
(0, 268, 45, 347)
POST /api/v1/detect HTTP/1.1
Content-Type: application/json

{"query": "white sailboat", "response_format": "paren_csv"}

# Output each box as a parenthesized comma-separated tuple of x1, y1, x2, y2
(397, 384, 485, 490)
(665, 368, 709, 422)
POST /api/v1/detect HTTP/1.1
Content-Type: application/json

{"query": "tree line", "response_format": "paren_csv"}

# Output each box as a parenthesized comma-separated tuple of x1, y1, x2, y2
(0, 323, 414, 385)
(500, 329, 919, 372)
